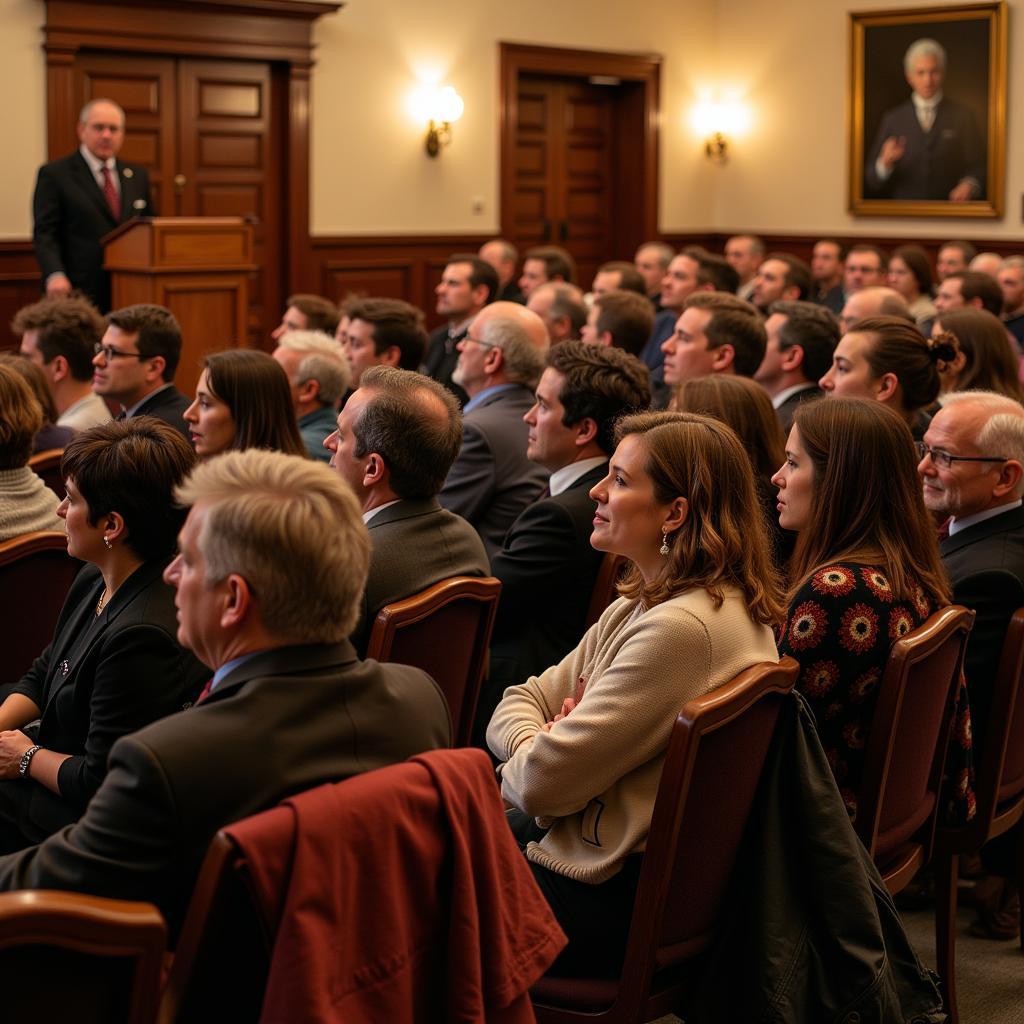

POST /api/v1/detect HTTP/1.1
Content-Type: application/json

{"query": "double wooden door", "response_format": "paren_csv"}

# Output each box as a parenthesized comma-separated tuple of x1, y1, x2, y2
(75, 53, 283, 346)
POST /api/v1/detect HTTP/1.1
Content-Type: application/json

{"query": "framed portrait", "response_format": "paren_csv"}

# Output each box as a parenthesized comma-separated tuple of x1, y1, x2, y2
(848, 2, 1007, 218)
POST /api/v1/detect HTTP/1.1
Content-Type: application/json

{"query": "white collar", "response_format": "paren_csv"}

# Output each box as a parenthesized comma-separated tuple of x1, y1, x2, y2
(912, 91, 943, 112)
(949, 498, 1022, 536)
(548, 456, 607, 497)
(362, 498, 402, 524)
(79, 144, 116, 176)
(771, 382, 818, 410)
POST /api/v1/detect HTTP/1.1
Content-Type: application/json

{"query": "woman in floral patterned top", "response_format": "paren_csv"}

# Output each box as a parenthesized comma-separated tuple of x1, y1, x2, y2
(771, 397, 972, 822)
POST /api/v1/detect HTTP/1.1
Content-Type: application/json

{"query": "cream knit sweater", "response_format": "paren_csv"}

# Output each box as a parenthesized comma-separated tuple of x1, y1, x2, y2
(0, 467, 63, 543)
(487, 587, 778, 883)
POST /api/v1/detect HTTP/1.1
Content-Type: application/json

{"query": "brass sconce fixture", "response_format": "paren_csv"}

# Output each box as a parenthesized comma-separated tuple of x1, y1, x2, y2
(421, 85, 464, 157)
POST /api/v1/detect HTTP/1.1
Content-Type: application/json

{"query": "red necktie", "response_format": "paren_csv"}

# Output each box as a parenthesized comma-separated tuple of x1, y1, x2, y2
(196, 678, 215, 704)
(101, 166, 121, 220)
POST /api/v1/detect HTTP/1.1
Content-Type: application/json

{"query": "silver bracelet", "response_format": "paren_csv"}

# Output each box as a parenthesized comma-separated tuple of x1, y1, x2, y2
(18, 745, 42, 778)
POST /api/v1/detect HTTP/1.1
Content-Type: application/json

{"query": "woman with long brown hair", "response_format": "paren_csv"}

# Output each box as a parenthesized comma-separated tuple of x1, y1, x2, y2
(930, 307, 1024, 402)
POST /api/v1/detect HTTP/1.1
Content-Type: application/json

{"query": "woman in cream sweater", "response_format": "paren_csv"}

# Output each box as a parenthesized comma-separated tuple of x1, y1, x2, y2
(487, 411, 784, 977)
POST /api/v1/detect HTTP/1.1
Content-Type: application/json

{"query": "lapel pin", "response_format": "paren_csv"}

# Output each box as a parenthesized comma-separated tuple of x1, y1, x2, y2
(60, 659, 70, 676)
(123, 167, 134, 179)
(133, 198, 147, 210)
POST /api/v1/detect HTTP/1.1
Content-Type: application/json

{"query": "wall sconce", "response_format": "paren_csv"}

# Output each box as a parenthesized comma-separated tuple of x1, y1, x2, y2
(417, 85, 465, 157)
(691, 97, 749, 165)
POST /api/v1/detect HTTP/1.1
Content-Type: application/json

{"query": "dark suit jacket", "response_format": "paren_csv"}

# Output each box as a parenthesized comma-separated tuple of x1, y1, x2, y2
(129, 388, 192, 439)
(482, 463, 607, 732)
(0, 641, 451, 939)
(438, 385, 549, 560)
(864, 97, 984, 201)
(775, 384, 823, 436)
(32, 151, 156, 312)
(2, 562, 206, 844)
(813, 284, 844, 316)
(941, 504, 1024, 757)
(350, 497, 490, 657)
(422, 323, 469, 407)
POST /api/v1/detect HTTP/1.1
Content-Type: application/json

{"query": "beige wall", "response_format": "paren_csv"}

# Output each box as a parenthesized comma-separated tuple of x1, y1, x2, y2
(2, 0, 1021, 243)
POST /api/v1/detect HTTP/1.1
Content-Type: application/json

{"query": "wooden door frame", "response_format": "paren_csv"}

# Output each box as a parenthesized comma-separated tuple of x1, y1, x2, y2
(42, 0, 341, 292)
(498, 42, 661, 250)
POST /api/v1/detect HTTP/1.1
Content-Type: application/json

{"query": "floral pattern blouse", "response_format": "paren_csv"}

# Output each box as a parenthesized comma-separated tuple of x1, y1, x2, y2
(778, 562, 974, 824)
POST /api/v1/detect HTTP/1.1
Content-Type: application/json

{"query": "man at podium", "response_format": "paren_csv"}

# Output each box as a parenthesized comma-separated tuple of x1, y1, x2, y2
(32, 98, 156, 313)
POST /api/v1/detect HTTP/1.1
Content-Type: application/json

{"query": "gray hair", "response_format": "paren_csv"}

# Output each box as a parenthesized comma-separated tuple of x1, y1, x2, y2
(1001, 256, 1024, 273)
(276, 329, 351, 406)
(635, 241, 675, 269)
(941, 390, 1024, 495)
(478, 311, 548, 386)
(78, 98, 126, 126)
(904, 38, 946, 75)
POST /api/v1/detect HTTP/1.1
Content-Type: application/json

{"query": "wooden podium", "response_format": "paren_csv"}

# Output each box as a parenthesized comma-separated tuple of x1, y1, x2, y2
(102, 217, 256, 396)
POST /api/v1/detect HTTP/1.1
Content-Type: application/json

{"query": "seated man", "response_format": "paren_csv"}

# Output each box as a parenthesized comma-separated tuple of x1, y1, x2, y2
(326, 366, 488, 656)
(343, 297, 427, 389)
(480, 342, 651, 736)
(527, 282, 587, 345)
(580, 289, 655, 356)
(439, 301, 551, 558)
(269, 293, 339, 341)
(934, 270, 1003, 317)
(272, 330, 350, 462)
(839, 286, 912, 335)
(590, 261, 646, 297)
(13, 295, 111, 430)
(751, 252, 812, 314)
(518, 245, 575, 300)
(0, 449, 451, 938)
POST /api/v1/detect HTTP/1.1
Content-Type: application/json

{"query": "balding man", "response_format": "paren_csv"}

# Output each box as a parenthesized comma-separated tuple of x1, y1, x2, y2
(970, 252, 1003, 278)
(479, 238, 524, 304)
(272, 330, 351, 461)
(839, 286, 912, 334)
(438, 302, 551, 557)
(527, 282, 587, 345)
(326, 367, 488, 656)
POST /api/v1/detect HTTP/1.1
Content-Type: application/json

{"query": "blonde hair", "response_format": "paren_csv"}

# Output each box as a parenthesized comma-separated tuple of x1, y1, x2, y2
(175, 450, 370, 643)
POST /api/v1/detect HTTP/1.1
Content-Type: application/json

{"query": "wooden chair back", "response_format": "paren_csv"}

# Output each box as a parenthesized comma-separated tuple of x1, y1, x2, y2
(584, 552, 628, 629)
(365, 576, 501, 746)
(0, 890, 165, 1024)
(0, 531, 80, 685)
(531, 656, 800, 1023)
(28, 447, 65, 495)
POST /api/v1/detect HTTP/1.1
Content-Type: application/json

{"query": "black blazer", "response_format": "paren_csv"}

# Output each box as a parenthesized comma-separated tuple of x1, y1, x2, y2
(775, 384, 823, 436)
(0, 641, 451, 939)
(3, 561, 206, 843)
(32, 151, 156, 312)
(941, 504, 1024, 757)
(129, 388, 192, 439)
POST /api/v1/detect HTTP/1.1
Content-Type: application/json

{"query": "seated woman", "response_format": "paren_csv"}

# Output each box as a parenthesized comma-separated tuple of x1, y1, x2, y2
(0, 361, 63, 543)
(887, 245, 937, 329)
(183, 349, 308, 459)
(771, 398, 968, 821)
(930, 308, 1024, 403)
(0, 354, 75, 454)
(672, 374, 796, 569)
(818, 315, 957, 439)
(0, 418, 209, 851)
(487, 411, 783, 977)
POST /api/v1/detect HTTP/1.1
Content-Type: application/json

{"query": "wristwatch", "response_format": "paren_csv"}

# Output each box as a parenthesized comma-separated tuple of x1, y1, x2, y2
(18, 745, 42, 778)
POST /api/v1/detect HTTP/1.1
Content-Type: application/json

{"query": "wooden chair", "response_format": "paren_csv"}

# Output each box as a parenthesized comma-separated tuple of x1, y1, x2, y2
(0, 531, 80, 685)
(0, 890, 165, 1024)
(529, 656, 800, 1023)
(365, 575, 501, 746)
(28, 447, 64, 495)
(933, 607, 1024, 1023)
(854, 604, 975, 897)
(584, 552, 628, 629)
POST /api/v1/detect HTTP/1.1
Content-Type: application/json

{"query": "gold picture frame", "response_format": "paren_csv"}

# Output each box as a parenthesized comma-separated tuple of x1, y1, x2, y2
(848, 2, 1006, 218)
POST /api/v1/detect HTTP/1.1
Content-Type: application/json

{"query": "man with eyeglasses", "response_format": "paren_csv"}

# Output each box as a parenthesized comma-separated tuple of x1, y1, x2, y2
(91, 304, 191, 438)
(918, 390, 1024, 941)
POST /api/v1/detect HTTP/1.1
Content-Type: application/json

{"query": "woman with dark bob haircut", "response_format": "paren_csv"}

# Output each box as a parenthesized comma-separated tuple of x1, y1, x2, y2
(183, 349, 307, 459)
(0, 418, 208, 851)
(771, 398, 971, 822)
(488, 411, 783, 977)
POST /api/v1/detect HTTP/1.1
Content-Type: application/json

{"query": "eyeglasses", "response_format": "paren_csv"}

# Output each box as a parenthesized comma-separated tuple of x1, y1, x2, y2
(915, 441, 1007, 470)
(93, 343, 145, 361)
(462, 332, 502, 350)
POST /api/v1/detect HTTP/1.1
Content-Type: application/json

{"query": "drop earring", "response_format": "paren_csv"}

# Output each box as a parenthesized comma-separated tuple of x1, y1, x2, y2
(659, 528, 670, 556)
(103, 536, 112, 549)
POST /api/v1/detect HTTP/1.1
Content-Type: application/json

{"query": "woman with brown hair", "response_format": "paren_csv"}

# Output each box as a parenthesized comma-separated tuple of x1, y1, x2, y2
(183, 349, 307, 459)
(0, 353, 75, 454)
(819, 315, 958, 439)
(887, 244, 937, 328)
(488, 411, 783, 976)
(771, 398, 969, 821)
(930, 307, 1024, 402)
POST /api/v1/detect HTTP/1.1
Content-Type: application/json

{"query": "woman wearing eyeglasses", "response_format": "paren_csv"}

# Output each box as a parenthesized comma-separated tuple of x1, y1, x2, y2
(771, 397, 971, 823)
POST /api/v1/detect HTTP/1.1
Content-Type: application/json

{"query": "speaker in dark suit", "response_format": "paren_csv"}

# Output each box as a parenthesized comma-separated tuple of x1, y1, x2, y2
(32, 99, 156, 312)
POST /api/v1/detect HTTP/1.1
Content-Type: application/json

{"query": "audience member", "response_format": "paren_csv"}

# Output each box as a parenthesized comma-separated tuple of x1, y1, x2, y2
(343, 297, 427, 389)
(633, 241, 674, 309)
(997, 256, 1024, 348)
(811, 238, 846, 314)
(483, 342, 651, 728)
(580, 289, 655, 356)
(272, 330, 350, 462)
(0, 419, 206, 850)
(843, 245, 888, 296)
(12, 296, 110, 430)
(488, 411, 782, 977)
(661, 291, 765, 389)
(970, 252, 1003, 279)
(422, 254, 498, 406)
(935, 270, 1003, 317)
(931, 309, 1024, 403)
(0, 354, 74, 453)
(269, 293, 339, 341)
(439, 302, 550, 558)
(590, 260, 646, 297)
(772, 398, 958, 820)
(887, 245, 937, 328)
(920, 392, 1024, 939)
(527, 281, 587, 344)
(326, 366, 488, 657)
(184, 349, 307, 459)
(0, 449, 451, 936)
(820, 315, 955, 439)
(937, 240, 976, 281)
(91, 304, 190, 437)
(839, 285, 912, 335)
(751, 252, 812, 312)
(0, 363, 62, 542)
(479, 238, 524, 303)
(519, 246, 576, 299)
(754, 300, 839, 433)
(724, 234, 765, 301)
